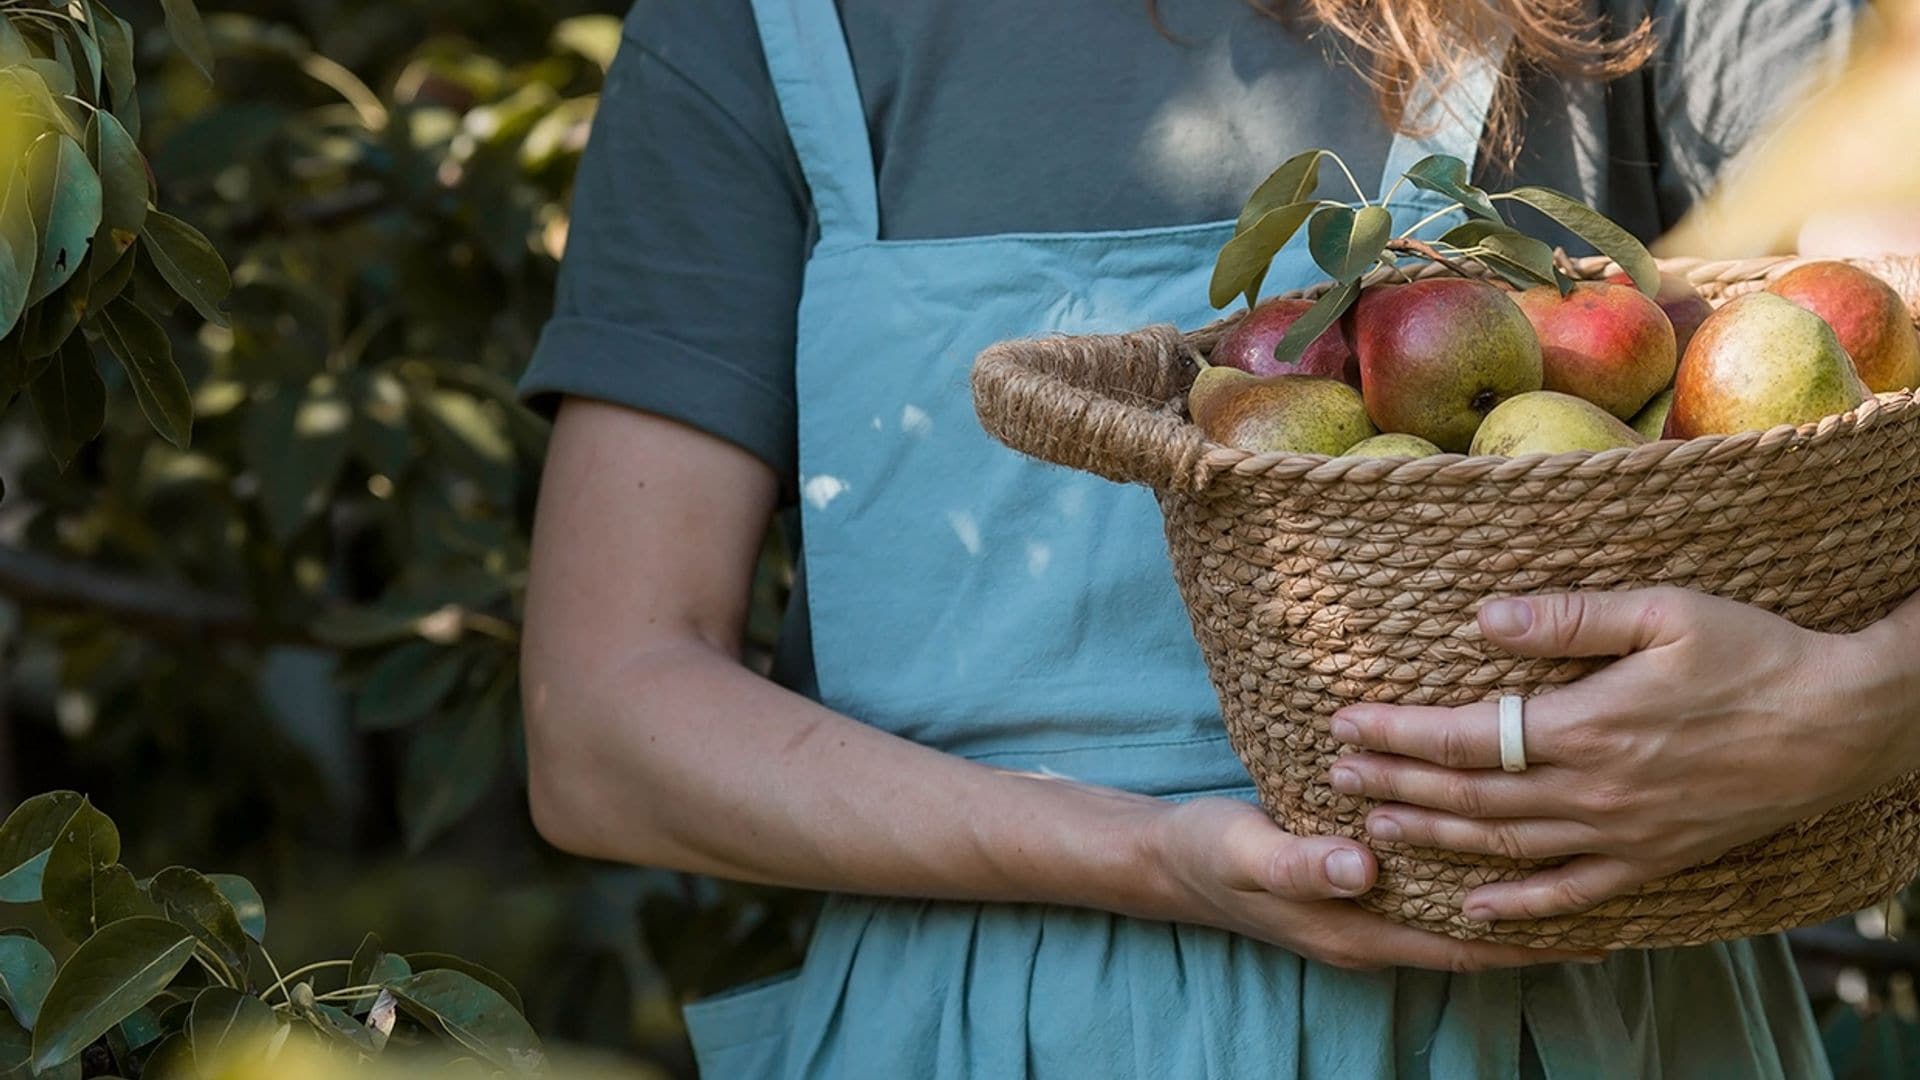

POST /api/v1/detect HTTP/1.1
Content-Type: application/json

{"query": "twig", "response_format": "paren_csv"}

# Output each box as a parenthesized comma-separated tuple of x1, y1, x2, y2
(0, 544, 276, 641)
(1385, 238, 1476, 278)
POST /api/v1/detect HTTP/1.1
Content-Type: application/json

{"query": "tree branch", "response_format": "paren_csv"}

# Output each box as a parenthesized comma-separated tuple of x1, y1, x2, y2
(0, 544, 287, 643)
(1385, 238, 1476, 279)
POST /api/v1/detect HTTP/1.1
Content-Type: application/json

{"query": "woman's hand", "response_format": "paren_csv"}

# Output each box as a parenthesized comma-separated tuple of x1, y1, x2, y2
(1324, 587, 1920, 924)
(1135, 797, 1602, 970)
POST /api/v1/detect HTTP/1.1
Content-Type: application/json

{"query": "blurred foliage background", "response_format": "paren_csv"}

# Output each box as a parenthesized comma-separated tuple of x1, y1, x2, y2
(0, 0, 810, 1074)
(0, 0, 1916, 1076)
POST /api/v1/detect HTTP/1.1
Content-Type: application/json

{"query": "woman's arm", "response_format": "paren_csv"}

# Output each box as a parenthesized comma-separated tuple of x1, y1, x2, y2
(1325, 587, 1920, 922)
(521, 398, 1597, 970)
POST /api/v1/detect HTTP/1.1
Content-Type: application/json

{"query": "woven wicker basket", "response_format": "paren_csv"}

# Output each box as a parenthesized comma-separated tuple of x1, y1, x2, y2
(972, 254, 1920, 950)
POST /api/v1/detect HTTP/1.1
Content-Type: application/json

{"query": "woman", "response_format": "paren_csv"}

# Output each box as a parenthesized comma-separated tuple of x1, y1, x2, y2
(519, 1, 1884, 1075)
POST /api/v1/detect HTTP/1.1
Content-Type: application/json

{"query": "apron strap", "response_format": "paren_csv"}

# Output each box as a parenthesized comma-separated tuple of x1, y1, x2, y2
(747, 0, 883, 243)
(1375, 36, 1511, 231)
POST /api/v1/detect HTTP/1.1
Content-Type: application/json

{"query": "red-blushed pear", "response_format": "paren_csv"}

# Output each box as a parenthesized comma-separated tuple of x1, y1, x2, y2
(1347, 278, 1543, 452)
(1630, 387, 1673, 441)
(1665, 292, 1870, 438)
(1469, 391, 1645, 456)
(1766, 261, 1920, 392)
(1607, 270, 1715, 355)
(1513, 282, 1677, 420)
(1187, 367, 1376, 455)
(1209, 297, 1361, 385)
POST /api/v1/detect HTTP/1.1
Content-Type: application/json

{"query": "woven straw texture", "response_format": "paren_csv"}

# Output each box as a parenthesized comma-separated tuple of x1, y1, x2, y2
(972, 254, 1920, 949)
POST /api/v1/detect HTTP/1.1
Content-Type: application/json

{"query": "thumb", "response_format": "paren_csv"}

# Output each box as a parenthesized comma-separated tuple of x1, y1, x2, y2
(1479, 589, 1687, 659)
(1248, 833, 1377, 901)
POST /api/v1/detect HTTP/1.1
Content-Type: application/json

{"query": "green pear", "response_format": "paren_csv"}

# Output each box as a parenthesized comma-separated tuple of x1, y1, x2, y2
(1667, 292, 1871, 437)
(1630, 388, 1674, 440)
(1188, 367, 1376, 454)
(1469, 390, 1645, 457)
(1342, 433, 1444, 458)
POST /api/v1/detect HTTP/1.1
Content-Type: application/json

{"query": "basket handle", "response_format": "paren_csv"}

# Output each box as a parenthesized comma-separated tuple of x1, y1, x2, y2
(972, 325, 1209, 494)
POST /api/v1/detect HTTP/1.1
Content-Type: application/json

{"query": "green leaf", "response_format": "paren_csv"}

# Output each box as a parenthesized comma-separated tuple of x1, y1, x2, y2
(1439, 221, 1560, 290)
(310, 606, 428, 649)
(85, 112, 146, 268)
(0, 67, 82, 141)
(96, 297, 192, 448)
(53, 16, 103, 102)
(85, 241, 135, 313)
(187, 987, 277, 1071)
(400, 708, 505, 852)
(0, 168, 36, 337)
(159, 0, 214, 81)
(1401, 154, 1499, 221)
(1235, 149, 1326, 235)
(357, 642, 470, 731)
(28, 335, 105, 471)
(31, 917, 196, 1073)
(402, 955, 521, 1016)
(0, 16, 30, 65)
(1209, 200, 1320, 309)
(386, 969, 541, 1072)
(117, 1003, 162, 1051)
(1307, 204, 1393, 284)
(23, 58, 76, 102)
(202, 876, 264, 944)
(0, 793, 85, 904)
(39, 799, 119, 941)
(138, 1032, 196, 1079)
(0, 1011, 28, 1073)
(0, 232, 23, 342)
(345, 934, 410, 1012)
(20, 285, 85, 363)
(242, 380, 352, 541)
(86, 2, 136, 115)
(146, 868, 249, 978)
(549, 15, 622, 71)
(0, 936, 55, 1029)
(1272, 278, 1362, 370)
(24, 133, 102, 306)
(137, 211, 228, 328)
(1501, 185, 1658, 296)
(294, 999, 376, 1054)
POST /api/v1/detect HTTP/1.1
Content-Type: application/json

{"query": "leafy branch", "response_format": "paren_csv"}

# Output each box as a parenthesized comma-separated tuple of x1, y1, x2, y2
(1209, 148, 1661, 369)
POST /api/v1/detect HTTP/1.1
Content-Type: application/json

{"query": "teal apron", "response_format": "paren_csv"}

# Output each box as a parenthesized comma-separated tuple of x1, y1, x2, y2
(682, 2, 1833, 1076)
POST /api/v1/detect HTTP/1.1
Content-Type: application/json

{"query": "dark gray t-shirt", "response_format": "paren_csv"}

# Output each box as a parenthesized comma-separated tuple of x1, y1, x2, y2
(521, 0, 1859, 692)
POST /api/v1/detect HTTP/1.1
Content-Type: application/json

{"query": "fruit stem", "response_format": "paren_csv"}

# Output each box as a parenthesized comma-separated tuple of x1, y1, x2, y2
(1385, 238, 1475, 279)
(1398, 202, 1475, 241)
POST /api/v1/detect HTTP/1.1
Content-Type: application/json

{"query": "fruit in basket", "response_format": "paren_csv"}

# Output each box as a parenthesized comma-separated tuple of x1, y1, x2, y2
(1188, 367, 1376, 454)
(1348, 278, 1544, 452)
(1630, 388, 1674, 441)
(1342, 432, 1444, 458)
(1513, 282, 1677, 419)
(1607, 270, 1715, 355)
(1209, 297, 1361, 384)
(1766, 261, 1920, 392)
(1665, 292, 1870, 438)
(1469, 391, 1645, 456)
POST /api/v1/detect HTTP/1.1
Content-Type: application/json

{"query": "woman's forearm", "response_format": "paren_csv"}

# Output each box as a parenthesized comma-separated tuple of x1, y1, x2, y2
(523, 638, 1172, 916)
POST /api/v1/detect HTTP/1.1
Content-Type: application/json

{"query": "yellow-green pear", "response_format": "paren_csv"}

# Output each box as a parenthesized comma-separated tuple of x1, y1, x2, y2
(1342, 433, 1444, 458)
(1469, 390, 1646, 457)
(1189, 368, 1376, 454)
(1630, 388, 1674, 440)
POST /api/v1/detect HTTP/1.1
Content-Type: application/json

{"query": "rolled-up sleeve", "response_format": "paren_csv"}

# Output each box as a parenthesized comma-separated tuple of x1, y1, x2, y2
(520, 0, 810, 481)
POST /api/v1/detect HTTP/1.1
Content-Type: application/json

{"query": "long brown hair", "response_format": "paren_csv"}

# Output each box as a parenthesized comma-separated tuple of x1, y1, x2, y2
(1156, 1, 1656, 164)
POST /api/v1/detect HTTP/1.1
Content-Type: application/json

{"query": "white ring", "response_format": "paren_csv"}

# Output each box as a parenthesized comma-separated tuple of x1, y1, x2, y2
(1499, 695, 1528, 773)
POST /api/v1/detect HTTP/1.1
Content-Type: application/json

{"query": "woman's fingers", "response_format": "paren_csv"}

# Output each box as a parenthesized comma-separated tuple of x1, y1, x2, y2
(1461, 856, 1658, 922)
(1307, 904, 1606, 971)
(1328, 753, 1578, 819)
(1365, 805, 1604, 861)
(1331, 702, 1505, 768)
(1239, 830, 1379, 902)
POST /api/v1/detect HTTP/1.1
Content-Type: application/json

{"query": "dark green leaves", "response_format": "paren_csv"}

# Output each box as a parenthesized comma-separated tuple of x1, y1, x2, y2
(30, 918, 195, 1074)
(1210, 200, 1319, 309)
(0, 792, 86, 903)
(41, 801, 125, 942)
(28, 336, 106, 471)
(1438, 221, 1563, 292)
(1501, 186, 1658, 296)
(403, 954, 522, 1015)
(205, 875, 266, 944)
(0, 936, 56, 1028)
(160, 0, 215, 82)
(1307, 205, 1392, 283)
(1235, 149, 1325, 235)
(1273, 279, 1361, 370)
(356, 642, 470, 730)
(96, 297, 193, 448)
(1401, 154, 1498, 221)
(86, 112, 148, 267)
(187, 987, 278, 1069)
(242, 378, 353, 540)
(400, 706, 505, 852)
(387, 970, 542, 1072)
(139, 211, 228, 328)
(147, 868, 249, 976)
(24, 134, 102, 306)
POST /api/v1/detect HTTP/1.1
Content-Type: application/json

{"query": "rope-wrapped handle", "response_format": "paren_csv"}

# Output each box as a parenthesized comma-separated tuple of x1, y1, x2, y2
(971, 324, 1210, 494)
